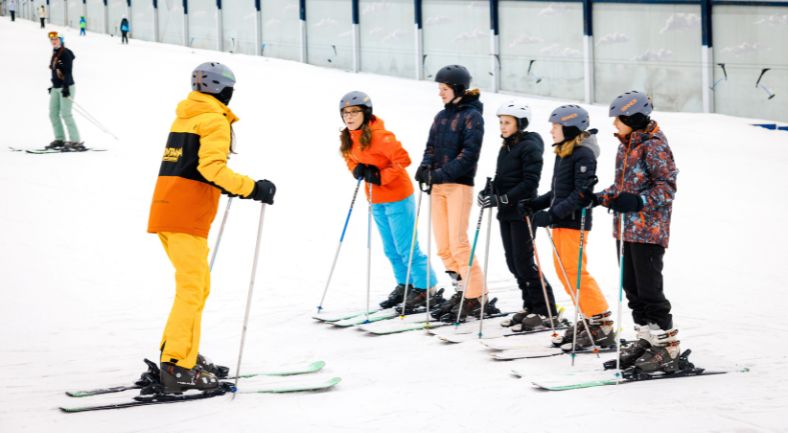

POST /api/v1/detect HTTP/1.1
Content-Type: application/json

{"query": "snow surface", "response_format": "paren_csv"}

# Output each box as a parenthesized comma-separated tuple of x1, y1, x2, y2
(1, 17, 787, 433)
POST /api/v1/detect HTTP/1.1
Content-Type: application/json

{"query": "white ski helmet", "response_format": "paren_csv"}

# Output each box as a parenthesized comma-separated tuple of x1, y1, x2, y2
(192, 62, 236, 95)
(496, 101, 531, 130)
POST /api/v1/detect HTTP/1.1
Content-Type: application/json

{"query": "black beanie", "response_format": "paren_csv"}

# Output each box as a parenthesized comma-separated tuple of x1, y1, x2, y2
(619, 113, 650, 131)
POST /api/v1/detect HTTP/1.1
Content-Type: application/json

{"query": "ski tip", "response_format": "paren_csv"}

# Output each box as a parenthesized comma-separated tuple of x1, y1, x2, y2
(310, 360, 327, 371)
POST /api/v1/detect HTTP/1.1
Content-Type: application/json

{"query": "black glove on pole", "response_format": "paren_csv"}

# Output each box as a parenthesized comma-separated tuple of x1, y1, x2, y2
(250, 179, 276, 205)
(609, 192, 644, 213)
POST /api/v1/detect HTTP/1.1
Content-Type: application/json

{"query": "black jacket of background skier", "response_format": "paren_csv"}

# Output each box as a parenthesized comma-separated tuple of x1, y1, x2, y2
(493, 131, 545, 221)
(531, 131, 600, 231)
(50, 46, 75, 88)
(419, 90, 484, 187)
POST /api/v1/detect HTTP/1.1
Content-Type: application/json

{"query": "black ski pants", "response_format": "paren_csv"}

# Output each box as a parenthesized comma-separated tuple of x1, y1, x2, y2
(619, 241, 673, 330)
(499, 219, 556, 316)
(40, 18, 45, 28)
(11, 11, 15, 21)
(121, 31, 128, 44)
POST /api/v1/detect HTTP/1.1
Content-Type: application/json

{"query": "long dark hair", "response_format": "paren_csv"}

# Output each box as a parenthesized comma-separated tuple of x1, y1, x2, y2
(339, 114, 375, 156)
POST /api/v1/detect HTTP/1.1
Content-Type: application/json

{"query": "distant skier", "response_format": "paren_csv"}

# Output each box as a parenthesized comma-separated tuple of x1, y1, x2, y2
(521, 104, 615, 350)
(147, 62, 277, 394)
(79, 16, 86, 36)
(415, 64, 498, 322)
(478, 101, 558, 331)
(120, 17, 129, 44)
(9, 0, 15, 21)
(46, 32, 83, 151)
(585, 91, 680, 372)
(38, 4, 46, 28)
(338, 91, 440, 312)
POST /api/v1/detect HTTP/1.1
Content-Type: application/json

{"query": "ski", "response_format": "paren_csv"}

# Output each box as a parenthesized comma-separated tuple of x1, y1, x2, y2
(60, 383, 235, 413)
(360, 311, 511, 336)
(9, 146, 107, 154)
(437, 323, 569, 344)
(492, 345, 617, 361)
(312, 308, 380, 323)
(331, 307, 399, 327)
(66, 360, 326, 397)
(60, 376, 342, 412)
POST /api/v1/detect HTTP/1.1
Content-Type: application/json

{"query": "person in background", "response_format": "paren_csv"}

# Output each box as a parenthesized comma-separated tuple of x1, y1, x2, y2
(38, 4, 46, 28)
(120, 17, 130, 44)
(9, 0, 16, 21)
(79, 16, 86, 36)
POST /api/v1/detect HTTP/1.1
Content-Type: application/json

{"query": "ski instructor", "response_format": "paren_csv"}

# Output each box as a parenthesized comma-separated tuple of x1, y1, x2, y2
(147, 62, 277, 394)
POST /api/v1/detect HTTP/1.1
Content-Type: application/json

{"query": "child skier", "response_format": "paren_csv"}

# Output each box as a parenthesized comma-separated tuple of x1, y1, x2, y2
(588, 90, 680, 372)
(120, 17, 130, 44)
(415, 65, 496, 321)
(147, 62, 277, 394)
(522, 105, 614, 349)
(46, 32, 83, 151)
(478, 101, 558, 331)
(339, 91, 440, 312)
(79, 16, 86, 36)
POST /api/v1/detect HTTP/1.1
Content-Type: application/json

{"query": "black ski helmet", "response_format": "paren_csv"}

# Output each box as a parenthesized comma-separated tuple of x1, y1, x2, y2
(435, 65, 472, 96)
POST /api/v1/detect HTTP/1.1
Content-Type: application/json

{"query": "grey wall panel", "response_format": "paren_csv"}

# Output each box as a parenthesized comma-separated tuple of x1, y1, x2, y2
(306, 0, 353, 70)
(50, 0, 65, 26)
(423, 0, 490, 91)
(189, 0, 218, 49)
(107, 0, 127, 36)
(262, 0, 300, 60)
(68, 0, 82, 28)
(359, 0, 415, 79)
(713, 5, 788, 122)
(131, 0, 156, 41)
(222, 0, 256, 54)
(499, 1, 584, 100)
(594, 3, 702, 112)
(158, 0, 184, 45)
(86, 0, 104, 32)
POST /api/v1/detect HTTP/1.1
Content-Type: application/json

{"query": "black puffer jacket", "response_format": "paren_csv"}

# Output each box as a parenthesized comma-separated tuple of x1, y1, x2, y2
(532, 131, 600, 230)
(419, 90, 484, 186)
(492, 131, 546, 221)
(50, 46, 75, 88)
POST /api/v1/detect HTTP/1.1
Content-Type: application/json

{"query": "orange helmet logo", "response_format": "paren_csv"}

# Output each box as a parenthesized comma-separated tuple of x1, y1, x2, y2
(560, 113, 578, 122)
(621, 98, 638, 112)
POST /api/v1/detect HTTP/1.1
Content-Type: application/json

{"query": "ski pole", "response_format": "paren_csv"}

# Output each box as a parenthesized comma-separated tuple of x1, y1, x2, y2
(232, 203, 267, 397)
(209, 197, 233, 272)
(72, 101, 120, 141)
(399, 187, 424, 319)
(544, 227, 599, 357)
(478, 197, 494, 338)
(525, 214, 557, 338)
(424, 182, 433, 329)
(316, 178, 363, 313)
(364, 182, 373, 323)
(569, 206, 589, 366)
(454, 178, 491, 326)
(615, 212, 625, 379)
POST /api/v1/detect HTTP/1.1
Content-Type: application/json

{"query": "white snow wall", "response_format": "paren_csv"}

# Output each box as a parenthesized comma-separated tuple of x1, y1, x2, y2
(28, 0, 788, 122)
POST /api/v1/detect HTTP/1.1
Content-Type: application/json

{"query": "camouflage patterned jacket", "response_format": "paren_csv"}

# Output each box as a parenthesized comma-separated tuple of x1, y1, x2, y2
(596, 121, 678, 248)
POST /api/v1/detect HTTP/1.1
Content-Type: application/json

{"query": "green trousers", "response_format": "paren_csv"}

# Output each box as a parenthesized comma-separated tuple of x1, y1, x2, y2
(49, 86, 81, 142)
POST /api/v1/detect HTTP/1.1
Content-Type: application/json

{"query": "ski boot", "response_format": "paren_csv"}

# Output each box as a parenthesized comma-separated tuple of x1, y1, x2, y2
(513, 312, 562, 332)
(500, 309, 530, 327)
(45, 140, 65, 150)
(634, 328, 680, 373)
(441, 295, 495, 323)
(554, 311, 615, 349)
(431, 291, 462, 320)
(158, 361, 220, 394)
(395, 288, 445, 314)
(604, 324, 654, 370)
(379, 284, 408, 309)
(62, 141, 86, 152)
(196, 354, 230, 379)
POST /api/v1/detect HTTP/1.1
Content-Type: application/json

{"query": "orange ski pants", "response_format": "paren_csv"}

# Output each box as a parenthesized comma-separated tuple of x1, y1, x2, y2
(551, 228, 608, 317)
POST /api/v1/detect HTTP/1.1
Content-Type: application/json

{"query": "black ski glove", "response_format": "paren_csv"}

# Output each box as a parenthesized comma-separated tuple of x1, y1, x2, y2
(249, 179, 276, 205)
(477, 192, 497, 208)
(352, 164, 368, 180)
(47, 87, 51, 94)
(365, 165, 381, 185)
(517, 199, 534, 218)
(414, 165, 430, 183)
(532, 210, 553, 228)
(61, 86, 70, 98)
(609, 192, 644, 213)
(429, 170, 445, 185)
(578, 189, 599, 208)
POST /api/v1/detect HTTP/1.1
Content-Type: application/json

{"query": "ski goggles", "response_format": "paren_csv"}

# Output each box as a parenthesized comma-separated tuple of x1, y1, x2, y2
(48, 31, 60, 40)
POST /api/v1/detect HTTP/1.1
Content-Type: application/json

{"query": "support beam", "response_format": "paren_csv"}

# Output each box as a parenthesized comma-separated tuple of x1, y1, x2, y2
(153, 0, 159, 42)
(299, 0, 307, 63)
(489, 0, 500, 93)
(414, 0, 423, 80)
(701, 0, 714, 113)
(103, 0, 108, 35)
(582, 0, 594, 104)
(352, 0, 360, 72)
(217, 0, 223, 51)
(255, 0, 262, 56)
(183, 0, 189, 47)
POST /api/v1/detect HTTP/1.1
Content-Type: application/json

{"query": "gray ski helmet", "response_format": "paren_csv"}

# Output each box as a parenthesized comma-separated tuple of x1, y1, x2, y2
(339, 90, 373, 112)
(435, 65, 472, 94)
(192, 62, 236, 95)
(609, 90, 653, 117)
(548, 105, 589, 130)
